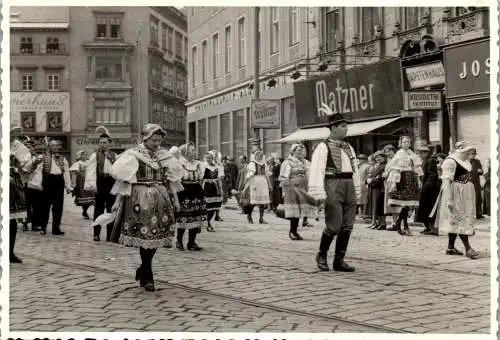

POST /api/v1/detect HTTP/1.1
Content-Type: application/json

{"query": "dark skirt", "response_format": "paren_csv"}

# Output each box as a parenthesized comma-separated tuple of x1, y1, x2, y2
(416, 179, 440, 223)
(388, 171, 420, 207)
(373, 187, 385, 217)
(364, 185, 374, 219)
(483, 181, 490, 216)
(74, 172, 95, 206)
(176, 182, 207, 231)
(203, 181, 222, 211)
(10, 171, 27, 219)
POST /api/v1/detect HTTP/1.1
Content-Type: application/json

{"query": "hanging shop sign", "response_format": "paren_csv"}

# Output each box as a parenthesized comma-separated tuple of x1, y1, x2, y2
(404, 62, 445, 89)
(250, 99, 281, 129)
(404, 91, 442, 111)
(444, 38, 490, 101)
(293, 59, 404, 128)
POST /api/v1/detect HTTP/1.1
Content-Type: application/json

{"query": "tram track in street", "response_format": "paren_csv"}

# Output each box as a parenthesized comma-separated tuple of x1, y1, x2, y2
(15, 251, 407, 333)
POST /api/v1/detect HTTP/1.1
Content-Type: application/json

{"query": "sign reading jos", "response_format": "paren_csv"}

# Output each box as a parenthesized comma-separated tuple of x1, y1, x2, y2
(444, 38, 490, 100)
(293, 59, 404, 128)
(404, 91, 442, 111)
(250, 99, 281, 129)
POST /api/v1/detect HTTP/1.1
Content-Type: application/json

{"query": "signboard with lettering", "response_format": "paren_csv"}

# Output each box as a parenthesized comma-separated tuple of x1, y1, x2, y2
(404, 91, 442, 111)
(444, 38, 490, 101)
(404, 62, 445, 89)
(250, 99, 281, 129)
(293, 59, 404, 128)
(10, 92, 70, 132)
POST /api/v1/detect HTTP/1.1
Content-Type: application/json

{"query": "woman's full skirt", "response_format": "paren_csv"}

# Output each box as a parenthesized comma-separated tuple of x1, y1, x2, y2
(203, 181, 222, 211)
(74, 172, 95, 206)
(119, 183, 176, 249)
(10, 171, 27, 219)
(248, 175, 270, 205)
(176, 182, 207, 231)
(388, 171, 420, 207)
(436, 181, 475, 236)
(416, 179, 440, 224)
(283, 176, 318, 219)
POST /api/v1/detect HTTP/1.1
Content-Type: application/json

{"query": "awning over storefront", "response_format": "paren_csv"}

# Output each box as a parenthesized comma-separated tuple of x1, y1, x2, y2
(277, 116, 401, 143)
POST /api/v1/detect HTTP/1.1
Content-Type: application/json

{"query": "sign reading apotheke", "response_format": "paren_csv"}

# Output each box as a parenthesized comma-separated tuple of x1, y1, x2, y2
(293, 59, 404, 128)
(444, 38, 490, 100)
(404, 91, 442, 110)
(250, 99, 281, 129)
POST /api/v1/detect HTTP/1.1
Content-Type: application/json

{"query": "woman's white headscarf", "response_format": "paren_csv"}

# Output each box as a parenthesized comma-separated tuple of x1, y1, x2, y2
(250, 149, 265, 166)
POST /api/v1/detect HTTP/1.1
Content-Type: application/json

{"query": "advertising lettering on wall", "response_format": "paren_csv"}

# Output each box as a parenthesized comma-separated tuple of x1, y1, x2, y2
(75, 137, 140, 148)
(404, 91, 442, 111)
(11, 92, 69, 112)
(250, 99, 281, 129)
(404, 62, 445, 89)
(293, 59, 404, 128)
(444, 38, 490, 101)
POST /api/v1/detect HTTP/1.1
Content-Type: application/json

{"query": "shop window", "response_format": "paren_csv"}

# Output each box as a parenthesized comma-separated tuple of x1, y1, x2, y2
(325, 8, 340, 52)
(20, 37, 33, 54)
(233, 110, 245, 158)
(208, 117, 218, 150)
(95, 56, 123, 81)
(47, 73, 61, 91)
(198, 119, 208, 155)
(46, 37, 60, 54)
(220, 113, 231, 157)
(46, 112, 63, 132)
(21, 112, 36, 132)
(22, 72, 34, 91)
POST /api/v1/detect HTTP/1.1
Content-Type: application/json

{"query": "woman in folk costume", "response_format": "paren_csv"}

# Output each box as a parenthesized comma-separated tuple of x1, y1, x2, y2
(432, 141, 479, 259)
(25, 139, 46, 232)
(107, 124, 182, 291)
(175, 142, 208, 251)
(279, 143, 318, 240)
(202, 151, 224, 232)
(382, 144, 401, 231)
(85, 126, 118, 241)
(10, 127, 37, 263)
(367, 151, 387, 230)
(244, 149, 271, 224)
(385, 136, 423, 236)
(70, 150, 95, 219)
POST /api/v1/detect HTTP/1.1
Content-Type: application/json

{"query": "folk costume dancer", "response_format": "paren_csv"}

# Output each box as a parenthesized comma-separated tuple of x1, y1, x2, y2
(175, 142, 208, 251)
(385, 136, 423, 236)
(85, 126, 118, 242)
(245, 149, 271, 225)
(108, 124, 183, 291)
(39, 139, 73, 235)
(308, 107, 361, 272)
(279, 143, 318, 240)
(70, 150, 95, 219)
(203, 152, 224, 232)
(10, 127, 37, 263)
(431, 141, 479, 259)
(382, 144, 399, 230)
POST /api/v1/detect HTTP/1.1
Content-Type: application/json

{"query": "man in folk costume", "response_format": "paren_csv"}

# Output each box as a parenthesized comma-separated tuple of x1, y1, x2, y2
(84, 126, 118, 241)
(39, 139, 73, 235)
(308, 105, 361, 272)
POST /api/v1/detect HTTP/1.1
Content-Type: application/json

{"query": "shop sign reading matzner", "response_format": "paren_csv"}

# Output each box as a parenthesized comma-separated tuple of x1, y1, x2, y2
(250, 99, 281, 129)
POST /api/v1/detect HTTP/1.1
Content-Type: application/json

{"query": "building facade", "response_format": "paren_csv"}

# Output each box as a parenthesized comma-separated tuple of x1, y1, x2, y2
(186, 7, 320, 158)
(68, 7, 188, 158)
(10, 6, 72, 158)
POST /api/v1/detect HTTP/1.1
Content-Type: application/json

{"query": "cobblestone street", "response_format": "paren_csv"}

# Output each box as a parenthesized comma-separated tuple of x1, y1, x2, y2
(10, 196, 493, 334)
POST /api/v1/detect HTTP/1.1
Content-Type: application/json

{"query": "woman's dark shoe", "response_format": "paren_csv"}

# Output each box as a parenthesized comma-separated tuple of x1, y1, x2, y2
(52, 230, 65, 236)
(259, 218, 268, 224)
(93, 235, 100, 242)
(215, 216, 223, 222)
(206, 224, 215, 232)
(187, 242, 203, 251)
(247, 215, 254, 224)
(82, 211, 90, 220)
(466, 248, 479, 259)
(446, 248, 464, 256)
(293, 232, 303, 240)
(403, 228, 412, 236)
(144, 281, 155, 292)
(176, 241, 185, 251)
(135, 267, 146, 287)
(289, 232, 298, 240)
(377, 225, 387, 231)
(10, 254, 22, 264)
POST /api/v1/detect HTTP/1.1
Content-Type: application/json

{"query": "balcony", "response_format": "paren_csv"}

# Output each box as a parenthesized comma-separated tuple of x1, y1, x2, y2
(12, 43, 69, 55)
(444, 8, 489, 44)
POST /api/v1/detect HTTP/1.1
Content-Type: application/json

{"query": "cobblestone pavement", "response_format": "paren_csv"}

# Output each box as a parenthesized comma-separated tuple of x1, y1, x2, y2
(9, 196, 494, 334)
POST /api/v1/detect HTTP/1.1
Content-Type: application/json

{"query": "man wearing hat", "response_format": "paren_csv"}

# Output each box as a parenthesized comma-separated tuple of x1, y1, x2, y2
(38, 138, 73, 235)
(357, 154, 369, 217)
(84, 126, 118, 241)
(308, 105, 361, 272)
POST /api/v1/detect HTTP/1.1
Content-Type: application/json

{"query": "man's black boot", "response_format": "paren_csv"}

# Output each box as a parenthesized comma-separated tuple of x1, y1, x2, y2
(316, 232, 334, 271)
(333, 230, 355, 272)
